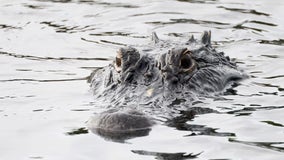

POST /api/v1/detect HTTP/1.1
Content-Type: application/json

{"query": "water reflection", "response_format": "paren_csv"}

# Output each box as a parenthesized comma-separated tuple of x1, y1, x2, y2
(0, 51, 111, 61)
(0, 77, 88, 82)
(229, 138, 284, 153)
(89, 128, 151, 143)
(66, 127, 89, 135)
(130, 12, 183, 17)
(184, 124, 236, 137)
(132, 150, 202, 160)
(227, 105, 284, 116)
(165, 108, 236, 137)
(81, 37, 127, 47)
(217, 6, 270, 16)
(253, 82, 284, 92)
(40, 21, 97, 33)
(89, 32, 147, 39)
(23, 4, 44, 9)
(0, 24, 21, 30)
(36, 0, 72, 3)
(146, 18, 230, 27)
(90, 32, 132, 37)
(146, 18, 276, 33)
(177, 0, 217, 4)
(35, 0, 139, 8)
(259, 39, 284, 46)
(261, 121, 284, 127)
(29, 156, 44, 159)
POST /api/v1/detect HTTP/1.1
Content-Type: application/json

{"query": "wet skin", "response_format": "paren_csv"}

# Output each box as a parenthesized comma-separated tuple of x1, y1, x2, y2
(88, 31, 246, 141)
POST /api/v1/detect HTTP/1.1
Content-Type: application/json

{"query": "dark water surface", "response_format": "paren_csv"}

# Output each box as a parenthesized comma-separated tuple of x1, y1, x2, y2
(0, 0, 284, 159)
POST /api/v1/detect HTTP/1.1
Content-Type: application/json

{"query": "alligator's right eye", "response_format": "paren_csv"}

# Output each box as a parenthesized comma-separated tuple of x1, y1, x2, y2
(115, 51, 122, 73)
(180, 54, 192, 69)
(180, 50, 195, 73)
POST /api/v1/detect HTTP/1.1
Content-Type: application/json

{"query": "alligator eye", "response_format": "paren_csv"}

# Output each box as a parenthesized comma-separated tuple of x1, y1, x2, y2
(116, 57, 121, 68)
(180, 50, 195, 73)
(180, 54, 192, 68)
(115, 50, 122, 73)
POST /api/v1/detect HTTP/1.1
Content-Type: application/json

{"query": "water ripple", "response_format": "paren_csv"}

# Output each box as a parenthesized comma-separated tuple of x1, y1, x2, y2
(146, 18, 275, 32)
(130, 12, 183, 17)
(253, 82, 284, 91)
(259, 39, 284, 46)
(249, 20, 277, 27)
(261, 55, 280, 58)
(0, 51, 111, 61)
(261, 120, 284, 127)
(229, 138, 284, 153)
(66, 127, 89, 135)
(22, 3, 45, 9)
(0, 24, 21, 30)
(263, 75, 284, 79)
(40, 21, 97, 33)
(218, 6, 270, 16)
(81, 37, 127, 47)
(35, 0, 139, 8)
(177, 0, 217, 4)
(0, 77, 88, 82)
(89, 32, 147, 38)
(226, 105, 284, 115)
(132, 150, 202, 160)
(146, 18, 230, 26)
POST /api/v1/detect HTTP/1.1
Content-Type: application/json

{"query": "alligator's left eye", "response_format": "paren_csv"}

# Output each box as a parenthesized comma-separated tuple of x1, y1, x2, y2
(180, 50, 195, 73)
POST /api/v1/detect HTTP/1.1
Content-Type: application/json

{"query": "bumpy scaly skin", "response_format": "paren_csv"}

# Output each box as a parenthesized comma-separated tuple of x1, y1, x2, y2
(88, 31, 245, 141)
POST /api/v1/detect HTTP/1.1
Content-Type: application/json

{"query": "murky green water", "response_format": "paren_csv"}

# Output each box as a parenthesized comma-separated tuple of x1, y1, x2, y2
(0, 0, 284, 159)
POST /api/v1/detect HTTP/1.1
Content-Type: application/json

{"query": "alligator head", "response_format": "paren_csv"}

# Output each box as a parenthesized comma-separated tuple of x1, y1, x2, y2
(88, 31, 246, 142)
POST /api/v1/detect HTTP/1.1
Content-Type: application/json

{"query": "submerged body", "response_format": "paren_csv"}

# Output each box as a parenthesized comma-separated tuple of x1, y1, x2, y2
(88, 31, 246, 141)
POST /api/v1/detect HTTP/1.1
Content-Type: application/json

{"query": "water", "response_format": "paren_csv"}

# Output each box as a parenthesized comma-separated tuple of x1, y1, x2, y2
(0, 0, 283, 159)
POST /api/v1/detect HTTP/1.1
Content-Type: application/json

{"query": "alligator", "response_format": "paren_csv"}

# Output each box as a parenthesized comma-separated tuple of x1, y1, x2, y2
(87, 31, 246, 142)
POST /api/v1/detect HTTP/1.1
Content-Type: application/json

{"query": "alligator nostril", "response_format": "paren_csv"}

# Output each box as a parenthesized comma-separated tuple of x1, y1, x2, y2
(171, 77, 179, 84)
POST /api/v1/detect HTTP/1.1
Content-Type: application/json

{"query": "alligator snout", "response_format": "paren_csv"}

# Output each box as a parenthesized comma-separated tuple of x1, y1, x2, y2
(87, 109, 155, 141)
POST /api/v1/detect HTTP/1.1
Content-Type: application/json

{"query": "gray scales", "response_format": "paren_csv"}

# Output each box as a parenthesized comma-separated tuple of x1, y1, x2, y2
(87, 31, 246, 142)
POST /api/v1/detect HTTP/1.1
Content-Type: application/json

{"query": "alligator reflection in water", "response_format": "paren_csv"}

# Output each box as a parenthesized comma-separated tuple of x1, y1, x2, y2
(88, 31, 246, 142)
(165, 107, 235, 137)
